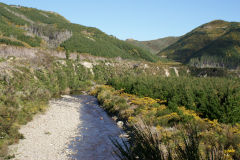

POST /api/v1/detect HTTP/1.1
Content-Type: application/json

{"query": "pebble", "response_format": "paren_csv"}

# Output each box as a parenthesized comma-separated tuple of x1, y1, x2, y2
(117, 121, 124, 128)
(9, 95, 81, 160)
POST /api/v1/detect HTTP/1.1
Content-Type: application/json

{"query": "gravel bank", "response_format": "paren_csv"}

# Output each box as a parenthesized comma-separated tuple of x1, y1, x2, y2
(9, 95, 81, 160)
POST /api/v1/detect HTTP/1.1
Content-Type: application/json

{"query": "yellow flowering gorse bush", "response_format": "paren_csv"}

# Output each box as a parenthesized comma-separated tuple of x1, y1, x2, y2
(91, 85, 240, 159)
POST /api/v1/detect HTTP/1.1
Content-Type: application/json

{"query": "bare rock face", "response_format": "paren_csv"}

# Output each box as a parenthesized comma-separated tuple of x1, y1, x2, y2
(24, 24, 72, 48)
(80, 61, 93, 69)
(0, 45, 67, 60)
(164, 68, 170, 77)
(0, 45, 38, 59)
(80, 61, 95, 74)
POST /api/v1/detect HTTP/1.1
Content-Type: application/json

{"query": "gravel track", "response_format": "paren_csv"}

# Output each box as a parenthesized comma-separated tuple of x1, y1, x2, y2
(9, 95, 81, 160)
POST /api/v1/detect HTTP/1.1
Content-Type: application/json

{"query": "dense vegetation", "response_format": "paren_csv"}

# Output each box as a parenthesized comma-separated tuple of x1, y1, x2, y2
(90, 63, 240, 160)
(59, 23, 156, 61)
(0, 38, 24, 47)
(93, 85, 240, 159)
(112, 124, 228, 160)
(106, 74, 240, 124)
(0, 2, 157, 62)
(159, 20, 240, 69)
(90, 61, 240, 159)
(189, 27, 240, 69)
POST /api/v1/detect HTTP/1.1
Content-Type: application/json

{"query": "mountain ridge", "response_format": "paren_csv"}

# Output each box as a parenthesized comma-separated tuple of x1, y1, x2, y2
(0, 2, 157, 62)
(126, 36, 179, 54)
(158, 20, 240, 69)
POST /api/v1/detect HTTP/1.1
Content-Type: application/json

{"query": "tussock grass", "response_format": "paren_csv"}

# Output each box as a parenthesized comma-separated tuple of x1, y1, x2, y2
(111, 123, 227, 160)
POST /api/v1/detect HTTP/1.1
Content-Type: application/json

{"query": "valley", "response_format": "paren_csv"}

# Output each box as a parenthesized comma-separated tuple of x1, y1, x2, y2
(0, 2, 240, 160)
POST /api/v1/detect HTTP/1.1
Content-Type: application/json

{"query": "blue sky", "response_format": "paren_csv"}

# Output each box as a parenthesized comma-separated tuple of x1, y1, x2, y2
(1, 0, 240, 40)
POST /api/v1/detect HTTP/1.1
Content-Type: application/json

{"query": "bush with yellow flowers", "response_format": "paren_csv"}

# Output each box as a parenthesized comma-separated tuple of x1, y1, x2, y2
(92, 85, 240, 159)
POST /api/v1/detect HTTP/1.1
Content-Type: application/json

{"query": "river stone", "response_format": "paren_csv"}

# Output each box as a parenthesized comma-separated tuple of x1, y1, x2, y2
(117, 121, 124, 128)
(112, 116, 117, 121)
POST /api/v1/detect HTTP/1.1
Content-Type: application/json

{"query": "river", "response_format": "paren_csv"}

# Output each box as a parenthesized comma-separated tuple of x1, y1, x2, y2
(69, 95, 123, 160)
(9, 95, 124, 160)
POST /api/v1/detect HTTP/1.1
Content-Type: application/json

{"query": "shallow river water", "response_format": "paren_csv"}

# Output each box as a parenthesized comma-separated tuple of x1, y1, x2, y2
(69, 95, 123, 160)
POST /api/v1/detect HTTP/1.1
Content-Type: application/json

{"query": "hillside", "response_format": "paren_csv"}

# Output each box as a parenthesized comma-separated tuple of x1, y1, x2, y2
(1, 3, 240, 159)
(126, 36, 179, 54)
(0, 3, 157, 62)
(159, 20, 240, 69)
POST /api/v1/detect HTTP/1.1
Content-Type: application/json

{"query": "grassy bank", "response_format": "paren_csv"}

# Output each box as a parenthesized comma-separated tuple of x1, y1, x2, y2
(0, 56, 92, 158)
(91, 85, 240, 159)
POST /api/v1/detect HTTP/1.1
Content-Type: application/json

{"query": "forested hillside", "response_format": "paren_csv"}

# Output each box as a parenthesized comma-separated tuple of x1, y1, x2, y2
(159, 20, 240, 69)
(0, 3, 157, 62)
(126, 36, 179, 54)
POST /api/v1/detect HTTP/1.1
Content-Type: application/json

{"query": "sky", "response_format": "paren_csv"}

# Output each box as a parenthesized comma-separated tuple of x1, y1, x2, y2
(0, 0, 240, 41)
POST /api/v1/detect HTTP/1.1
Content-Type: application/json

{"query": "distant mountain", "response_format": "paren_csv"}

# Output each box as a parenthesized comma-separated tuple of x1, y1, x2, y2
(126, 37, 179, 54)
(158, 20, 240, 69)
(0, 3, 157, 62)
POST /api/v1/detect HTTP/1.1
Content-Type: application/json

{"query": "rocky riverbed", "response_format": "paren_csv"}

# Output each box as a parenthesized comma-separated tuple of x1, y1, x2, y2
(9, 95, 123, 160)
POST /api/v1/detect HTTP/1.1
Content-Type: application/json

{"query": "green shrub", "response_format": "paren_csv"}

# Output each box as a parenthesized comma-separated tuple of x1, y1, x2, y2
(107, 74, 240, 124)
